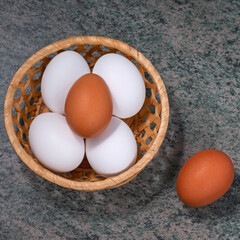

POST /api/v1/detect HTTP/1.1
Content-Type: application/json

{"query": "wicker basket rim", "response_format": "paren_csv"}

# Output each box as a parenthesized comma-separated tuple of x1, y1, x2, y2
(4, 36, 169, 191)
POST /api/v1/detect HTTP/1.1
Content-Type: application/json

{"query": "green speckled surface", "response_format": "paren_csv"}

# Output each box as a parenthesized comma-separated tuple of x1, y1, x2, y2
(0, 0, 239, 239)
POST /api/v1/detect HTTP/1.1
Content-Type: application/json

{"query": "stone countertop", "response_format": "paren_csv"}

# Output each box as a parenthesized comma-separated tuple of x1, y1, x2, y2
(0, 0, 239, 239)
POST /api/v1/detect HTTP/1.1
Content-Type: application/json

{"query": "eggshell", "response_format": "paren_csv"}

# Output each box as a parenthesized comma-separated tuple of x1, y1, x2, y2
(92, 53, 146, 118)
(86, 116, 137, 177)
(176, 149, 234, 207)
(65, 73, 113, 138)
(41, 51, 90, 114)
(29, 112, 85, 172)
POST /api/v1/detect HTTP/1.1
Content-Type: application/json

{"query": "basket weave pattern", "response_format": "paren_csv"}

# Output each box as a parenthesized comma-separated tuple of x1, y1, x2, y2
(4, 36, 169, 191)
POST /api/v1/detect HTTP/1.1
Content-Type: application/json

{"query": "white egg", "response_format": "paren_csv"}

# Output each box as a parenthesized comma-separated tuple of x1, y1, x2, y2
(29, 112, 85, 172)
(86, 117, 137, 177)
(41, 51, 90, 114)
(93, 53, 146, 118)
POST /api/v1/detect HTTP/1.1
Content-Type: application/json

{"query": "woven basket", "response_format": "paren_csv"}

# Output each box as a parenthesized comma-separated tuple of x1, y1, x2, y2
(4, 36, 169, 191)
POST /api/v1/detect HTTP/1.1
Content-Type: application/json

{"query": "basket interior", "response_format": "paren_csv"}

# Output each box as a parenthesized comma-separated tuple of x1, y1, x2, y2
(12, 44, 162, 182)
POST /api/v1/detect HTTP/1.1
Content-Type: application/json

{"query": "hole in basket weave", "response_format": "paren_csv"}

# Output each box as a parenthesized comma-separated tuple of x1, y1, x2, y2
(14, 88, 21, 99)
(146, 136, 153, 146)
(12, 106, 17, 117)
(144, 72, 153, 84)
(64, 173, 72, 177)
(19, 117, 24, 126)
(115, 51, 124, 57)
(29, 148, 34, 156)
(21, 74, 29, 83)
(131, 59, 140, 68)
(155, 90, 161, 104)
(141, 130, 146, 138)
(140, 150, 147, 157)
(146, 88, 152, 98)
(150, 122, 157, 131)
(100, 45, 110, 52)
(29, 97, 34, 106)
(64, 45, 78, 51)
(138, 142, 142, 149)
(13, 122, 19, 134)
(35, 83, 41, 92)
(22, 133, 28, 142)
(47, 52, 58, 59)
(80, 52, 86, 57)
(84, 45, 93, 50)
(20, 141, 25, 149)
(92, 51, 101, 57)
(32, 60, 43, 69)
(33, 71, 42, 80)
(25, 85, 31, 95)
(149, 104, 155, 114)
(20, 100, 25, 110)
(96, 175, 104, 179)
(27, 113, 32, 120)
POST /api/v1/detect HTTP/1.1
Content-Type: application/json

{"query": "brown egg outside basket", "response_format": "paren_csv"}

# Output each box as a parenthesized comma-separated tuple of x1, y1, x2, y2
(4, 36, 169, 191)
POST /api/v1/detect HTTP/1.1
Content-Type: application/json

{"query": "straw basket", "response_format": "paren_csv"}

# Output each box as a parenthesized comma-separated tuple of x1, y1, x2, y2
(4, 36, 169, 191)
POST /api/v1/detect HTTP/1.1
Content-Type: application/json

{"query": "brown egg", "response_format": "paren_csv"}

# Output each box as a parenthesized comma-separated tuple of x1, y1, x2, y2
(65, 73, 113, 138)
(177, 149, 234, 207)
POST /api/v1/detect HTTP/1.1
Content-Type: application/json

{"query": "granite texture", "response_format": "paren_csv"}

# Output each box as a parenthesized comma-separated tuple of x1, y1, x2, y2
(0, 0, 239, 239)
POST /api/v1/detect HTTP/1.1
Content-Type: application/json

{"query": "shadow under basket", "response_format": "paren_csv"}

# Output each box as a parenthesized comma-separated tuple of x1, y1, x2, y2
(4, 36, 169, 191)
